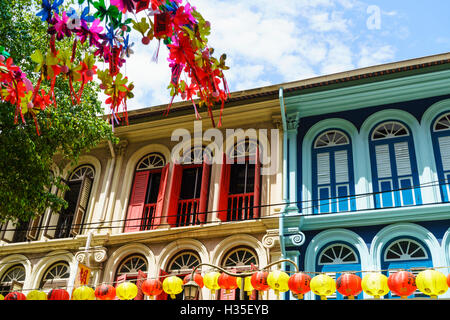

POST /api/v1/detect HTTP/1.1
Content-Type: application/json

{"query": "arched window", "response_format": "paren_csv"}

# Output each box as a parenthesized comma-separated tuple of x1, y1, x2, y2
(312, 130, 355, 214)
(52, 165, 95, 239)
(369, 121, 421, 208)
(164, 251, 201, 300)
(217, 139, 262, 222)
(167, 250, 201, 275)
(219, 247, 259, 301)
(114, 254, 148, 300)
(317, 243, 362, 300)
(124, 153, 168, 233)
(39, 262, 70, 291)
(381, 238, 432, 299)
(166, 146, 212, 227)
(431, 112, 450, 202)
(0, 265, 26, 296)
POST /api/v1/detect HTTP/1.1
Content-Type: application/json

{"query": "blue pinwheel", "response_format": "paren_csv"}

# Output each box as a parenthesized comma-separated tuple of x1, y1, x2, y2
(36, 0, 64, 22)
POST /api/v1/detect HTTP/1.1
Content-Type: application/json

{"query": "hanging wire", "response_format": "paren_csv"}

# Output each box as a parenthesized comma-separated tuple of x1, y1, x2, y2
(2, 175, 450, 233)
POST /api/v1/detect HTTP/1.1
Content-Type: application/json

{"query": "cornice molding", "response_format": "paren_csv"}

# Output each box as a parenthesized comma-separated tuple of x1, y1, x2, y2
(285, 69, 450, 118)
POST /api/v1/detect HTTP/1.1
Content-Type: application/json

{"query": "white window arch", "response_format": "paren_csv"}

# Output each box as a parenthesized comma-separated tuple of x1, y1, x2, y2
(136, 153, 166, 171)
(221, 247, 258, 271)
(167, 250, 201, 275)
(39, 262, 70, 290)
(384, 239, 428, 262)
(0, 265, 26, 295)
(318, 243, 359, 265)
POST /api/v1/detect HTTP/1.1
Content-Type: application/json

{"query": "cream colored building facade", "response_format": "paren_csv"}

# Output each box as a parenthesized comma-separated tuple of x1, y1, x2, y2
(0, 86, 285, 300)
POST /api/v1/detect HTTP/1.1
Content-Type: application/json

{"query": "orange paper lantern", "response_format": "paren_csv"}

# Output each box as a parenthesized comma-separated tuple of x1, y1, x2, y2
(184, 273, 204, 288)
(336, 273, 362, 299)
(217, 273, 238, 293)
(387, 271, 416, 299)
(288, 272, 311, 299)
(95, 284, 116, 300)
(142, 279, 163, 298)
(251, 271, 269, 292)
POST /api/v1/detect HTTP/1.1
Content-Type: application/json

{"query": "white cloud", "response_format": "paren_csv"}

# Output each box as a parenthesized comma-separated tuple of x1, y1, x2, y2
(100, 0, 399, 112)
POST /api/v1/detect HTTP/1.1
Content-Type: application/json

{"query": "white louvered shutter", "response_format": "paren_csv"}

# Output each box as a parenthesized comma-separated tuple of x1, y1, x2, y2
(317, 152, 331, 185)
(394, 142, 412, 176)
(438, 136, 450, 171)
(375, 144, 392, 178)
(334, 150, 349, 183)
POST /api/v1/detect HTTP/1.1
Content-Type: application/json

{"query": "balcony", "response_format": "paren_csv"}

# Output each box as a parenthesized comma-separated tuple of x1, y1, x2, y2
(226, 193, 255, 221)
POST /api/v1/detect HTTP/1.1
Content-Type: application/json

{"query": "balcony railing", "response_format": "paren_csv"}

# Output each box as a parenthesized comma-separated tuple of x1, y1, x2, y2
(226, 193, 255, 221)
(176, 198, 202, 227)
(140, 203, 157, 230)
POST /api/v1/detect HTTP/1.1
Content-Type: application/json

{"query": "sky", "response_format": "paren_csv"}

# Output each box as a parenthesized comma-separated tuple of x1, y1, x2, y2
(116, 0, 450, 112)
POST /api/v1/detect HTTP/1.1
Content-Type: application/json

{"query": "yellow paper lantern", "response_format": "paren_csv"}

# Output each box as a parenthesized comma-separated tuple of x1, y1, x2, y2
(0, 294, 4, 300)
(162, 276, 184, 299)
(415, 270, 448, 298)
(116, 281, 138, 300)
(361, 272, 389, 299)
(203, 272, 221, 295)
(237, 276, 254, 296)
(310, 274, 336, 300)
(72, 285, 96, 300)
(27, 290, 47, 300)
(267, 270, 290, 297)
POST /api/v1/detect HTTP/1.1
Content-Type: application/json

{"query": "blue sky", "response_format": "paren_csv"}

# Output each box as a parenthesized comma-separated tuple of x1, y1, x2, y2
(117, 0, 450, 112)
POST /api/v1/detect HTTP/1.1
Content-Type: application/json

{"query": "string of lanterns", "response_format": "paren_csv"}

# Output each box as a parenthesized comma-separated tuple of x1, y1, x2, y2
(1, 268, 449, 300)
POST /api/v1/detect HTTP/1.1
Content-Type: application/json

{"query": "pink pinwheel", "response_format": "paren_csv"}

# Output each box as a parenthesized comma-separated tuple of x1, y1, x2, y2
(110, 0, 136, 13)
(76, 18, 104, 47)
(48, 11, 72, 40)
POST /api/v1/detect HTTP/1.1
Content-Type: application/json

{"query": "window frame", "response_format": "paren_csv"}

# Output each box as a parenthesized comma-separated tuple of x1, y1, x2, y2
(312, 130, 356, 214)
(369, 121, 422, 209)
(431, 112, 450, 202)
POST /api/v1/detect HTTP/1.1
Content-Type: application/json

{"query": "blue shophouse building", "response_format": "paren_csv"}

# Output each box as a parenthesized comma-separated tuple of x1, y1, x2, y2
(278, 53, 450, 300)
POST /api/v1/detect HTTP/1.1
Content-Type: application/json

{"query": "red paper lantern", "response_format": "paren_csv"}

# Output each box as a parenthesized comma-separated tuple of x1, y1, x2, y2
(251, 271, 269, 291)
(388, 271, 417, 299)
(447, 273, 450, 288)
(47, 288, 70, 300)
(183, 273, 204, 288)
(336, 273, 362, 299)
(95, 284, 116, 300)
(288, 272, 311, 299)
(217, 273, 238, 293)
(142, 279, 163, 298)
(4, 292, 27, 300)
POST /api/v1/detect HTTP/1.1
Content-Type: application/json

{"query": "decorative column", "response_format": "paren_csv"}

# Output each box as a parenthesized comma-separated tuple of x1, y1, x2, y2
(102, 139, 128, 232)
(286, 114, 299, 214)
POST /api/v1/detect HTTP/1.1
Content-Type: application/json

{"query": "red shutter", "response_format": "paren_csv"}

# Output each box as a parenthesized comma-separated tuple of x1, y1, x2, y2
(156, 269, 169, 300)
(217, 153, 231, 221)
(198, 159, 211, 224)
(153, 164, 169, 229)
(124, 171, 149, 233)
(253, 147, 261, 218)
(166, 164, 183, 227)
(135, 270, 147, 300)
